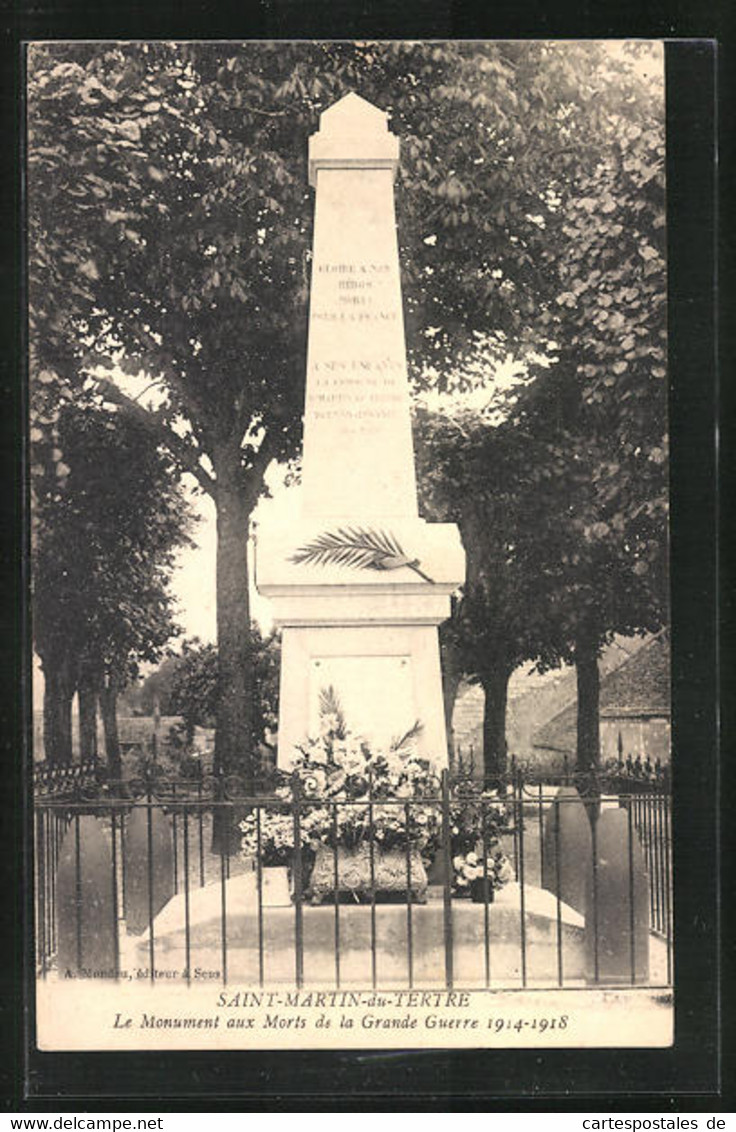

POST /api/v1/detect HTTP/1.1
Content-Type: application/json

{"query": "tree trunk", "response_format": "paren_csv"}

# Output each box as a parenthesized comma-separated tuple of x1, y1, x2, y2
(479, 661, 512, 784)
(575, 633, 601, 774)
(213, 444, 256, 854)
(40, 655, 75, 764)
(99, 681, 123, 782)
(77, 670, 98, 763)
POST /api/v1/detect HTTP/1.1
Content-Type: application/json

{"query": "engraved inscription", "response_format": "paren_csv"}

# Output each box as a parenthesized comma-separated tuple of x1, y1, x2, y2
(306, 259, 407, 433)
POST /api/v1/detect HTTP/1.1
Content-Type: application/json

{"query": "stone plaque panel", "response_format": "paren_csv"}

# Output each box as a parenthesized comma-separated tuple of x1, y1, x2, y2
(584, 807, 650, 984)
(541, 785, 592, 916)
(56, 815, 116, 974)
(123, 806, 175, 935)
(308, 653, 416, 751)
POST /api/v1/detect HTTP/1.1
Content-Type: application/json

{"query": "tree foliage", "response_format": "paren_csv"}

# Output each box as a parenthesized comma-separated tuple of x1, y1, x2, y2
(32, 403, 193, 765)
(414, 45, 667, 773)
(168, 630, 280, 755)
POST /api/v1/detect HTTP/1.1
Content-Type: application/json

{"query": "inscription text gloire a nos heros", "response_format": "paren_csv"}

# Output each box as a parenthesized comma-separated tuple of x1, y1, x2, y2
(308, 260, 405, 425)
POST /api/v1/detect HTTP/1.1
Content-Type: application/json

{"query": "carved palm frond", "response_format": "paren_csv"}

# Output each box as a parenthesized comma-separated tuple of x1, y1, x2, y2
(390, 719, 424, 753)
(290, 526, 434, 583)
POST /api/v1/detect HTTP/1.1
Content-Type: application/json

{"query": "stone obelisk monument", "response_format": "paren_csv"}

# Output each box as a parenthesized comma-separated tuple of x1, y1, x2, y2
(258, 93, 464, 765)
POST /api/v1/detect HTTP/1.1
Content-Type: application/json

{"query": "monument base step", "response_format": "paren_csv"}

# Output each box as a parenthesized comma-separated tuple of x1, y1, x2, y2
(129, 875, 586, 987)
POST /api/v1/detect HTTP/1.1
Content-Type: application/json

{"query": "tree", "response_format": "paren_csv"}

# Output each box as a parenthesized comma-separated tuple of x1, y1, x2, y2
(168, 630, 280, 760)
(138, 655, 182, 717)
(412, 44, 667, 776)
(509, 76, 668, 771)
(32, 403, 193, 770)
(418, 388, 667, 779)
(27, 40, 664, 782)
(417, 408, 575, 778)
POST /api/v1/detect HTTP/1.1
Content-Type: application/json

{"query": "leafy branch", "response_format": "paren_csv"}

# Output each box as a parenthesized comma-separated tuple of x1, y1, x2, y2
(290, 527, 435, 583)
(319, 684, 347, 740)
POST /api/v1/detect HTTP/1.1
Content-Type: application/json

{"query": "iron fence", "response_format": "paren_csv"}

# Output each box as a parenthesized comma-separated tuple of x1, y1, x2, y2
(33, 761, 672, 992)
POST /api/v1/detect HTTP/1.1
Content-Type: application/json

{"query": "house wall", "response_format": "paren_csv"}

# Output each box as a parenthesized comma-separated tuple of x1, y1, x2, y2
(601, 717, 671, 764)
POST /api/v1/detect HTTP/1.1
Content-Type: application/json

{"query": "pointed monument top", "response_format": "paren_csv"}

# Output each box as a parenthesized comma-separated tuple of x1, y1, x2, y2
(309, 92, 399, 187)
(319, 91, 390, 131)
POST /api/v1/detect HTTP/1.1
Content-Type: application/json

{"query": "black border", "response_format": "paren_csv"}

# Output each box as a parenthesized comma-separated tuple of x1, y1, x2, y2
(2, 4, 724, 1112)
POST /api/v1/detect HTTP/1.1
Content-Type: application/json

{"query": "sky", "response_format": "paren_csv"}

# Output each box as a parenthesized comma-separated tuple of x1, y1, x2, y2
(172, 465, 302, 643)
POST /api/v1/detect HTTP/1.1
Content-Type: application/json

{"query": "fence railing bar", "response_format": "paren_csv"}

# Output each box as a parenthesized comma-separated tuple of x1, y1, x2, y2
(537, 783, 544, 880)
(368, 786, 377, 990)
(183, 809, 191, 987)
(554, 798, 563, 988)
(292, 778, 304, 989)
(110, 811, 120, 981)
(46, 811, 55, 969)
(33, 769, 673, 995)
(644, 793, 657, 929)
(591, 808, 600, 984)
(332, 804, 340, 989)
(47, 812, 56, 960)
(146, 797, 156, 984)
(659, 793, 669, 937)
(627, 799, 636, 984)
(36, 815, 47, 977)
(516, 775, 527, 989)
(404, 803, 413, 989)
(481, 800, 490, 988)
(256, 806, 264, 988)
(197, 781, 205, 888)
(57, 813, 69, 954)
(645, 791, 655, 930)
(42, 812, 50, 967)
(172, 790, 179, 896)
(220, 820, 228, 987)
(512, 786, 520, 882)
(120, 813, 127, 922)
(657, 792, 667, 938)
(74, 814, 82, 973)
(440, 770, 454, 990)
(647, 793, 658, 933)
(663, 795, 673, 984)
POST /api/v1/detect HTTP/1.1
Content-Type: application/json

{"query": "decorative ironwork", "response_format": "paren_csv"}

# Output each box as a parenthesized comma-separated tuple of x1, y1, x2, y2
(34, 763, 672, 991)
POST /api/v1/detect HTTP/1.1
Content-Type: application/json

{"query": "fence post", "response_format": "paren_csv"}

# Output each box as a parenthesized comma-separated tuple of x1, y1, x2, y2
(404, 802, 414, 988)
(146, 769, 156, 983)
(516, 763, 527, 987)
(217, 768, 228, 987)
(440, 769, 454, 989)
(36, 811, 47, 977)
(291, 772, 304, 988)
(368, 764, 377, 989)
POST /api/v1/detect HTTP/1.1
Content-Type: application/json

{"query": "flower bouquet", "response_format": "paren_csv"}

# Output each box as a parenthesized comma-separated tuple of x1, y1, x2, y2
(452, 848, 514, 901)
(239, 687, 513, 904)
(239, 713, 442, 902)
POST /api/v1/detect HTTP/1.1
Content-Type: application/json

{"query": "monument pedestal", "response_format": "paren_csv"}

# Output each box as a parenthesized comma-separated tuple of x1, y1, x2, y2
(258, 516, 463, 765)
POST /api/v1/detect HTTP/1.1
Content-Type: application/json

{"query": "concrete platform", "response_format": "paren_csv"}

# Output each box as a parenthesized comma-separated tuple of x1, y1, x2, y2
(129, 875, 586, 987)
